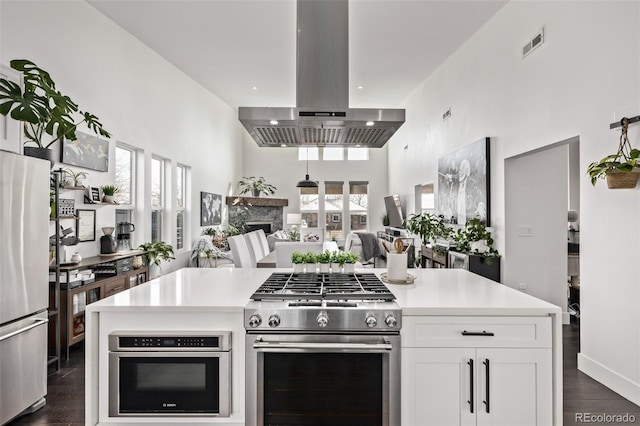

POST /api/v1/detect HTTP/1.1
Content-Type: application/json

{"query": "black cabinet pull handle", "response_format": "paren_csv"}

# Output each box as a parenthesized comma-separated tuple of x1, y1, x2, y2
(462, 330, 495, 336)
(483, 359, 490, 413)
(467, 359, 474, 413)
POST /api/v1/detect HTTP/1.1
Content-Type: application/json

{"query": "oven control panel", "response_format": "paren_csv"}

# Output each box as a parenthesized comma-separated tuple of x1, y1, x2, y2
(109, 331, 231, 351)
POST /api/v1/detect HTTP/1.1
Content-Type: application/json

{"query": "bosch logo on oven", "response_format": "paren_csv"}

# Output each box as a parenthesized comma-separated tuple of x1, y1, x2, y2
(163, 403, 177, 408)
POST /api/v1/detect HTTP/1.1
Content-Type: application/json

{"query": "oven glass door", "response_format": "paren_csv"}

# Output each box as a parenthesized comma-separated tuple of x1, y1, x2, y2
(110, 352, 228, 416)
(247, 334, 400, 426)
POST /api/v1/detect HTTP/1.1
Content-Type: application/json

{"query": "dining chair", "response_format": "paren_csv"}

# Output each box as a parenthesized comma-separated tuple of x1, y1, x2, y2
(255, 229, 271, 254)
(228, 234, 255, 268)
(244, 231, 266, 267)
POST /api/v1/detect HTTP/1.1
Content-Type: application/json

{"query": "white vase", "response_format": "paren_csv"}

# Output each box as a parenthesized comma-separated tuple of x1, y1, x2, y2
(293, 264, 304, 273)
(304, 263, 317, 273)
(343, 263, 355, 273)
(103, 195, 114, 204)
(318, 263, 330, 273)
(470, 240, 489, 253)
(330, 262, 341, 273)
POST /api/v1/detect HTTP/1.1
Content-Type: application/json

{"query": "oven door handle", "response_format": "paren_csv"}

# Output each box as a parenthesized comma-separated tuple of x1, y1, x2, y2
(253, 339, 393, 351)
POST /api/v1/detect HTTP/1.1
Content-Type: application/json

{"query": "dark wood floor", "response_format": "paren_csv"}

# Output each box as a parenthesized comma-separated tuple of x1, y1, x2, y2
(7, 323, 640, 425)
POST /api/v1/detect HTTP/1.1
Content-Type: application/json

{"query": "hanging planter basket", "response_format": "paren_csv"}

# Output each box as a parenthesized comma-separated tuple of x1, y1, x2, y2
(605, 169, 640, 189)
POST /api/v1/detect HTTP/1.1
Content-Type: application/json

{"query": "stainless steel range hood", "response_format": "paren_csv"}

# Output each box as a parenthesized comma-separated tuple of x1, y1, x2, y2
(238, 0, 405, 148)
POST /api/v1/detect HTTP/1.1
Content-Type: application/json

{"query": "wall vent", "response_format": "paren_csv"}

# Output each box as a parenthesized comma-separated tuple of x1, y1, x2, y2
(522, 28, 544, 59)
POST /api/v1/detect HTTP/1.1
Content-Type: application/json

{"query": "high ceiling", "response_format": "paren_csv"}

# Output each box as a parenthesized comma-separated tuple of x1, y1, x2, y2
(88, 0, 507, 110)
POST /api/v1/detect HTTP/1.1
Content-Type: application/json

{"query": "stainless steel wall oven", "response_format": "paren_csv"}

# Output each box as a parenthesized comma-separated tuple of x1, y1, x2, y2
(245, 273, 402, 426)
(108, 331, 231, 417)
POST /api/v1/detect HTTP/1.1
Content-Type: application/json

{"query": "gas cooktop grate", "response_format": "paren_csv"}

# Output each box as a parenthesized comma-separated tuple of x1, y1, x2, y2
(250, 273, 395, 301)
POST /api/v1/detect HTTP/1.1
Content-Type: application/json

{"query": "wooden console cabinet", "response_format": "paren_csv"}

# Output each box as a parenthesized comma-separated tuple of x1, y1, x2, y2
(50, 252, 148, 359)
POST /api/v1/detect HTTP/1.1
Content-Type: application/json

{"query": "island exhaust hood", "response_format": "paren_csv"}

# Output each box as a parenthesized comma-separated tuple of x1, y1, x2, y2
(238, 0, 405, 148)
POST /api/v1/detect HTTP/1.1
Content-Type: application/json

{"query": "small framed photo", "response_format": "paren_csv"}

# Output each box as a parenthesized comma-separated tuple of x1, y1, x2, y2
(76, 209, 96, 242)
(332, 214, 340, 223)
(58, 199, 75, 217)
(88, 186, 101, 203)
(359, 215, 367, 224)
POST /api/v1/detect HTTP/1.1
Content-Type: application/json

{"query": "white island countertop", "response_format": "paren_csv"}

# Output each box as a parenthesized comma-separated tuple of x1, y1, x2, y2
(87, 267, 561, 316)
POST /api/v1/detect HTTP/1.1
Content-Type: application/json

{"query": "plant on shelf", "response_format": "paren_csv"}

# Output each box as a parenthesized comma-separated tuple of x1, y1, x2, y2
(138, 241, 175, 271)
(454, 217, 499, 264)
(0, 59, 111, 164)
(61, 168, 87, 188)
(406, 212, 452, 246)
(202, 227, 217, 237)
(381, 213, 390, 227)
(100, 184, 119, 203)
(238, 176, 276, 197)
(587, 117, 640, 188)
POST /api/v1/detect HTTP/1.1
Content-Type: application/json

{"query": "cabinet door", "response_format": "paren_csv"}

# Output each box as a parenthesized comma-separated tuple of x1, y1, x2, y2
(476, 348, 552, 426)
(402, 347, 476, 426)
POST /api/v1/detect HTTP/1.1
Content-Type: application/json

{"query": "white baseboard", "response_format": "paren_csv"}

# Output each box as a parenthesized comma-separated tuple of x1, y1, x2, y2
(578, 352, 640, 405)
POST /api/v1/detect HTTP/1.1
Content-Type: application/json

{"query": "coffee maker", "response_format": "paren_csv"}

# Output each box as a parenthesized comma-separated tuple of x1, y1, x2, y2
(100, 227, 117, 254)
(117, 222, 135, 252)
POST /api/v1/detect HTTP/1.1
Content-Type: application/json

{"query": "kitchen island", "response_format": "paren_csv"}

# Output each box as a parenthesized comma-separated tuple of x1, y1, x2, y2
(85, 267, 562, 425)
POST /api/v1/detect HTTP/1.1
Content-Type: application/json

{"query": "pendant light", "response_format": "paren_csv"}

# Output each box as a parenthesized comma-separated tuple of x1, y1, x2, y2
(296, 147, 318, 188)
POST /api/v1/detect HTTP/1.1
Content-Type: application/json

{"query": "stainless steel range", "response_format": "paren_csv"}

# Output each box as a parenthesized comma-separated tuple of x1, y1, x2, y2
(245, 272, 401, 426)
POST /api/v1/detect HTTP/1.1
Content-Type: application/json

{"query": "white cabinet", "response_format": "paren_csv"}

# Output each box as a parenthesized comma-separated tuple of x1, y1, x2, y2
(401, 316, 553, 426)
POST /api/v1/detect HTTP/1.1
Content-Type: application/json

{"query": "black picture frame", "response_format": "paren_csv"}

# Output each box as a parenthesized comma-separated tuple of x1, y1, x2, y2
(332, 214, 340, 222)
(200, 191, 222, 226)
(61, 131, 109, 172)
(76, 209, 96, 242)
(88, 186, 101, 203)
(437, 137, 490, 226)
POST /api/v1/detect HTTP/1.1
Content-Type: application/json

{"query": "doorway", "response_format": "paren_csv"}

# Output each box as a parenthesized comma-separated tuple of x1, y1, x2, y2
(504, 136, 580, 325)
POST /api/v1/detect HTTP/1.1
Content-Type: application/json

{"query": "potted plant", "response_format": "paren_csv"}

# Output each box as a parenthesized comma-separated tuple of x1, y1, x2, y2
(61, 168, 88, 188)
(343, 252, 360, 273)
(238, 176, 276, 197)
(0, 59, 111, 166)
(331, 251, 348, 273)
(138, 241, 175, 275)
(317, 250, 332, 273)
(406, 212, 452, 246)
(202, 227, 217, 238)
(291, 251, 304, 273)
(101, 184, 119, 203)
(302, 251, 318, 273)
(587, 117, 640, 188)
(454, 217, 500, 265)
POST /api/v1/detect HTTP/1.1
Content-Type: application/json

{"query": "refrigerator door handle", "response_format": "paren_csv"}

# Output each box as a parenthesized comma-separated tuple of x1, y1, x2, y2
(0, 318, 48, 342)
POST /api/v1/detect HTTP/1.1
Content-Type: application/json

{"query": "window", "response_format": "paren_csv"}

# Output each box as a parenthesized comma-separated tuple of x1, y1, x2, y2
(349, 181, 368, 232)
(324, 181, 344, 240)
(298, 146, 319, 161)
(151, 157, 164, 243)
(176, 164, 188, 250)
(415, 183, 435, 214)
(114, 145, 134, 205)
(347, 147, 369, 161)
(300, 186, 319, 228)
(323, 147, 343, 161)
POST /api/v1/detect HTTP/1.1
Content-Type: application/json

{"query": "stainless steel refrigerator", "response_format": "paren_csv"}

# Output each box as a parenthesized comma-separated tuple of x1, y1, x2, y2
(0, 150, 49, 424)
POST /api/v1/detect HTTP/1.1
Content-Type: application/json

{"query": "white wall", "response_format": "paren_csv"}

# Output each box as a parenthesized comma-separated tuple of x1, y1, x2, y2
(0, 1, 243, 273)
(241, 135, 390, 237)
(387, 1, 640, 402)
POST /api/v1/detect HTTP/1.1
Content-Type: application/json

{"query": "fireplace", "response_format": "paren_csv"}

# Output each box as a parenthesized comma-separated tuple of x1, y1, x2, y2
(246, 222, 272, 234)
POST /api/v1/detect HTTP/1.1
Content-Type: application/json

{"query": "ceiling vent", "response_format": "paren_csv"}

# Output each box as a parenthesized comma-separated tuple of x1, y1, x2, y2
(522, 28, 544, 59)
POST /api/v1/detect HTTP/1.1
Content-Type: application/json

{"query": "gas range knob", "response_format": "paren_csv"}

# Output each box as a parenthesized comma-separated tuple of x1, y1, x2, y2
(268, 314, 281, 328)
(385, 314, 398, 328)
(316, 312, 329, 328)
(365, 314, 378, 328)
(249, 314, 262, 328)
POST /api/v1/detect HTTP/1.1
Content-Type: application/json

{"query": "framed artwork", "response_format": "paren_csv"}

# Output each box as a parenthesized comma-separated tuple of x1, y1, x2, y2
(201, 191, 222, 226)
(87, 186, 101, 203)
(437, 137, 490, 225)
(332, 214, 340, 222)
(61, 131, 109, 172)
(76, 209, 96, 242)
(58, 199, 75, 218)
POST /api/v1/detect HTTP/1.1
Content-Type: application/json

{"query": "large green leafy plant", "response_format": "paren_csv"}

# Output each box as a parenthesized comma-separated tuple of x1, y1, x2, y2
(238, 176, 276, 197)
(138, 241, 175, 270)
(405, 212, 452, 245)
(0, 59, 111, 148)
